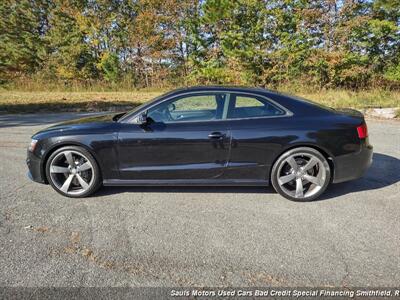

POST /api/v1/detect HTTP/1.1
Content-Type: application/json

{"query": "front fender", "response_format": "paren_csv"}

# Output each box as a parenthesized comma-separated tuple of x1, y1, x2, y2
(37, 133, 119, 181)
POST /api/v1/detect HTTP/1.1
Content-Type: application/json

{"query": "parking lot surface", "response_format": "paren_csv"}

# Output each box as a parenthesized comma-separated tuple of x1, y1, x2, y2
(0, 113, 399, 287)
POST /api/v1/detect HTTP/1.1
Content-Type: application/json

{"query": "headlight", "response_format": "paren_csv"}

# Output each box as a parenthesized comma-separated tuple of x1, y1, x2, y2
(28, 139, 38, 152)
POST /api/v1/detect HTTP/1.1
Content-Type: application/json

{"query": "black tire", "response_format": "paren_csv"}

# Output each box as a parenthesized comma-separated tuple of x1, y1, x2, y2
(45, 146, 102, 198)
(271, 147, 331, 201)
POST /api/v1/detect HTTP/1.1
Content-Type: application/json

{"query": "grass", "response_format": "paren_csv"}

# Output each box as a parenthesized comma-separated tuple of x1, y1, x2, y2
(281, 89, 400, 109)
(0, 87, 399, 114)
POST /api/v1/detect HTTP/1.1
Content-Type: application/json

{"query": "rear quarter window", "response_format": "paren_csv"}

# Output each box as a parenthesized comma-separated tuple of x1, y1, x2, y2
(228, 94, 286, 119)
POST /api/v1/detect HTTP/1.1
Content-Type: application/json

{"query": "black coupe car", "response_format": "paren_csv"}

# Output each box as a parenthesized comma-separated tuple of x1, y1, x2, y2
(27, 86, 373, 201)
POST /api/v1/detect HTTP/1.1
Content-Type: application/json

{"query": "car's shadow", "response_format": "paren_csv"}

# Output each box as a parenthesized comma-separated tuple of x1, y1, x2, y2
(96, 152, 399, 201)
(318, 152, 399, 200)
(97, 185, 272, 196)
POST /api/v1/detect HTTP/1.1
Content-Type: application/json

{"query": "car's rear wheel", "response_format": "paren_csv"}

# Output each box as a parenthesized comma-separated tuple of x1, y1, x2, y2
(271, 147, 331, 201)
(45, 146, 102, 198)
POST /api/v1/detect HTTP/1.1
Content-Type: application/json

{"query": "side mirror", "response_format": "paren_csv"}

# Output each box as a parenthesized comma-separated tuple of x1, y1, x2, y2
(132, 112, 148, 125)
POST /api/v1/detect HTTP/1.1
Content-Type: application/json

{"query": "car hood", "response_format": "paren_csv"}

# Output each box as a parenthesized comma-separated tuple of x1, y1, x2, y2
(33, 113, 121, 138)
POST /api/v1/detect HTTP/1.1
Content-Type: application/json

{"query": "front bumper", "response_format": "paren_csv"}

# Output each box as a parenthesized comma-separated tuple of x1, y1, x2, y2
(332, 141, 373, 184)
(26, 150, 46, 184)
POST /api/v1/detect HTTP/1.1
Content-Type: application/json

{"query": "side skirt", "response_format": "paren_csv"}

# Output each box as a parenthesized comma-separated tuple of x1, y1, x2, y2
(103, 179, 269, 187)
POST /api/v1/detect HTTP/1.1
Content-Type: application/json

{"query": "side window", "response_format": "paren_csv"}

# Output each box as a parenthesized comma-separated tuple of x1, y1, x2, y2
(174, 95, 217, 111)
(228, 94, 285, 119)
(147, 93, 226, 123)
(235, 96, 264, 108)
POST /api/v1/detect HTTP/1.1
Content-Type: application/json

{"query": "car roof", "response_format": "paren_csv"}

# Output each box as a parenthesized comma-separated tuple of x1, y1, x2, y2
(166, 86, 334, 116)
(168, 85, 272, 94)
(120, 85, 335, 123)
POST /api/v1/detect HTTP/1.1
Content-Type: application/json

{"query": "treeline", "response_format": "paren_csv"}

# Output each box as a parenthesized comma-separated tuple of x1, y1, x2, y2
(1, 0, 399, 89)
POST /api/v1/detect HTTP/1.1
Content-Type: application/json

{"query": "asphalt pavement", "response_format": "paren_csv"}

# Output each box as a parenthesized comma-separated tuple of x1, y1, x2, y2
(0, 113, 399, 287)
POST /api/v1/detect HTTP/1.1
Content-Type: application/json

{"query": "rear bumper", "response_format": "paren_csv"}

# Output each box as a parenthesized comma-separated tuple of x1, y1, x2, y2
(332, 142, 373, 184)
(26, 150, 46, 184)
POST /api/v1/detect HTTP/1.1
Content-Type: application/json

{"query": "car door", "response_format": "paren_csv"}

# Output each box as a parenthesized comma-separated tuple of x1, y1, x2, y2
(222, 92, 291, 181)
(117, 92, 231, 180)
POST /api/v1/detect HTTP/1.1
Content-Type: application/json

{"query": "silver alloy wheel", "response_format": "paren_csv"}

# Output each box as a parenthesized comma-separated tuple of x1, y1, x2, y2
(49, 150, 94, 195)
(277, 152, 327, 199)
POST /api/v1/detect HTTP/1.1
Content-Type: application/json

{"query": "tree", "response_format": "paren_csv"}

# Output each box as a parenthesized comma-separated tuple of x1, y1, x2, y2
(0, 0, 399, 88)
(0, 0, 49, 81)
(44, 0, 98, 81)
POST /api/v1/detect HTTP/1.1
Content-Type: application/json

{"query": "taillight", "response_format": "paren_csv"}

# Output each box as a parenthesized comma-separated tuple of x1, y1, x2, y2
(357, 123, 368, 139)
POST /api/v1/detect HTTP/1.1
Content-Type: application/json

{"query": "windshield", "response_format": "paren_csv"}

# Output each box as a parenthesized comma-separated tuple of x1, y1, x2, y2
(119, 94, 166, 121)
(112, 112, 127, 121)
(119, 90, 188, 122)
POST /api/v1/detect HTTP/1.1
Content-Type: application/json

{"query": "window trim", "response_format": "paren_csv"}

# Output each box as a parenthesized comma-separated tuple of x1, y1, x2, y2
(124, 90, 293, 124)
(222, 93, 231, 119)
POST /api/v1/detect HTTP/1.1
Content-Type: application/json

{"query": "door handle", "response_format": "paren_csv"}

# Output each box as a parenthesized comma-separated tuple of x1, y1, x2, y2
(208, 132, 225, 139)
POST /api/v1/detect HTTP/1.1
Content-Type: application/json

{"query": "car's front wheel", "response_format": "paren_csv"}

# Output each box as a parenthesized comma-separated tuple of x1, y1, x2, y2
(271, 147, 331, 201)
(45, 146, 102, 198)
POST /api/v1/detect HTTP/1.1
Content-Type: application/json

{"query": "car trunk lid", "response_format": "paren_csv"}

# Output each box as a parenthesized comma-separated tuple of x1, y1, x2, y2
(334, 108, 364, 119)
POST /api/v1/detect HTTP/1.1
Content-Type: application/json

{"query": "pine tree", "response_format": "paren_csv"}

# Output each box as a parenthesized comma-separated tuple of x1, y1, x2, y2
(0, 0, 49, 81)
